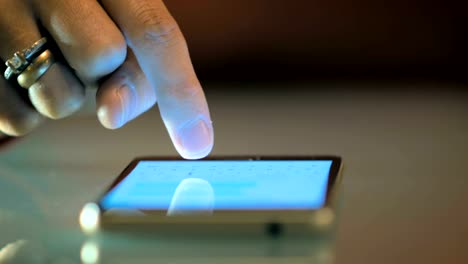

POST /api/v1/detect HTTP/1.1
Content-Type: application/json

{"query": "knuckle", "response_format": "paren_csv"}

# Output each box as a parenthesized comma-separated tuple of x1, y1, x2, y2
(29, 81, 85, 120)
(43, 93, 84, 120)
(75, 37, 127, 79)
(130, 4, 180, 47)
(39, 99, 82, 120)
(43, 104, 67, 120)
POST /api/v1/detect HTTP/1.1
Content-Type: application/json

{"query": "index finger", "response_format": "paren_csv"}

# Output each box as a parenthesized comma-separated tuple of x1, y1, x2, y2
(100, 0, 213, 159)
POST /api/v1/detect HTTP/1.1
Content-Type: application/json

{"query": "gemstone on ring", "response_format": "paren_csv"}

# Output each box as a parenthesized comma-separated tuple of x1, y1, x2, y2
(4, 67, 14, 80)
(3, 37, 48, 80)
(6, 52, 28, 73)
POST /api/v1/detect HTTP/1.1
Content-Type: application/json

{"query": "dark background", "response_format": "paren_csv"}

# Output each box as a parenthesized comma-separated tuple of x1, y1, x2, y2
(166, 0, 467, 84)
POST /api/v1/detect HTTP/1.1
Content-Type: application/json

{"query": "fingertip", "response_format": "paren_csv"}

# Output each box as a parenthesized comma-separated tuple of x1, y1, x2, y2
(172, 116, 214, 160)
(178, 143, 214, 160)
(96, 82, 134, 130)
(97, 105, 123, 130)
(0, 112, 43, 137)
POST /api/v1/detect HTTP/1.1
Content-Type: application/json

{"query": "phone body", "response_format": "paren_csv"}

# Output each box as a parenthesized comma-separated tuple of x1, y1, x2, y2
(80, 156, 343, 239)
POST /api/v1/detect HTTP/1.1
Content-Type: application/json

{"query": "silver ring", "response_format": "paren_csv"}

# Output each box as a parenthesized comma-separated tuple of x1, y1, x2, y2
(4, 37, 47, 80)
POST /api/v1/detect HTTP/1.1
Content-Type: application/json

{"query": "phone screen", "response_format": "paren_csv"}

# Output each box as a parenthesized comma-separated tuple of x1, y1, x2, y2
(100, 159, 335, 212)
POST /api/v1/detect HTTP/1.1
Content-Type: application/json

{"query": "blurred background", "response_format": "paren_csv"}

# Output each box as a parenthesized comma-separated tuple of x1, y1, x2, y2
(166, 0, 467, 85)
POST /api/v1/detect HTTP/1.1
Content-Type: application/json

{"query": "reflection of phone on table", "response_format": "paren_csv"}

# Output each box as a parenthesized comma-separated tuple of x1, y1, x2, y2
(80, 156, 343, 238)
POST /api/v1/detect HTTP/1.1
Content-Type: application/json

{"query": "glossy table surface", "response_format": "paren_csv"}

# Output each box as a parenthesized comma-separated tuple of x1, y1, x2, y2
(1, 83, 467, 264)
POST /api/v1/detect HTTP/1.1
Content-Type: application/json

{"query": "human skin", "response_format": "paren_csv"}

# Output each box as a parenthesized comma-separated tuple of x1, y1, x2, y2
(0, 0, 214, 159)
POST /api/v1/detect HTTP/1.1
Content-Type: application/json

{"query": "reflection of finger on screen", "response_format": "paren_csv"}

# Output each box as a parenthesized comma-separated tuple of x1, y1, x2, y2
(167, 178, 214, 216)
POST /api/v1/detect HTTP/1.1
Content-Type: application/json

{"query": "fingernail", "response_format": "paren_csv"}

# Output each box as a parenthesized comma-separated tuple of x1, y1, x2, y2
(177, 116, 213, 159)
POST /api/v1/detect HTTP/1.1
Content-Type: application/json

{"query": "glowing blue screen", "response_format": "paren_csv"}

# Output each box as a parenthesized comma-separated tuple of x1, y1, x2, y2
(101, 160, 333, 210)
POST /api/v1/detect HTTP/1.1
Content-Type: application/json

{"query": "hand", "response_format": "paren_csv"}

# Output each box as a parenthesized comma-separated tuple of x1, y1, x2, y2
(0, 0, 214, 159)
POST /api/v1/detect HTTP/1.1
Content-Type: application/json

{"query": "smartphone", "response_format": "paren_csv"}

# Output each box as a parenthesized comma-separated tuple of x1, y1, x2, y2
(80, 156, 343, 238)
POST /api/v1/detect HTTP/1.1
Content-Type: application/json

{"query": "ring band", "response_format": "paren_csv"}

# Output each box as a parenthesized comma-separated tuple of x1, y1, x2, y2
(17, 50, 55, 89)
(4, 37, 47, 80)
